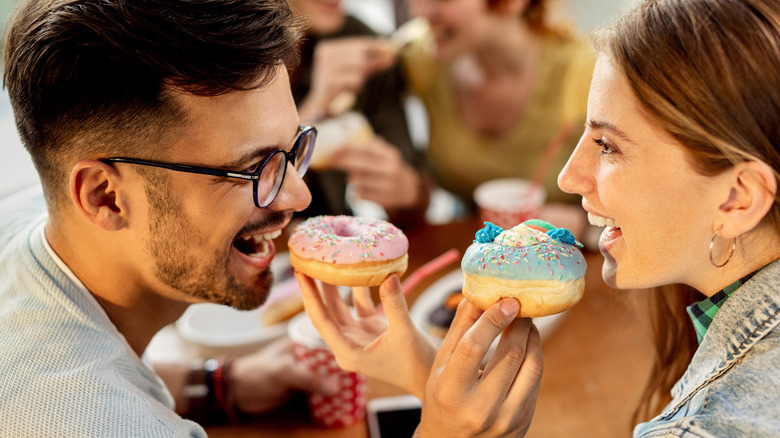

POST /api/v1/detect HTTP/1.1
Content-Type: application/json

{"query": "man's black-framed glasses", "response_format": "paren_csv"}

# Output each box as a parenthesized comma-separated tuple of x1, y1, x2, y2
(103, 125, 316, 208)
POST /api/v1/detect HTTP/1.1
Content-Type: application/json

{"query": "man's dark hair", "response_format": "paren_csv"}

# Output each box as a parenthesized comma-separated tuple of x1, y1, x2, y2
(2, 0, 302, 209)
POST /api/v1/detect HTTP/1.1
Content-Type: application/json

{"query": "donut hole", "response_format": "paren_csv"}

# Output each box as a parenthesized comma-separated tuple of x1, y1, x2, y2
(332, 222, 368, 239)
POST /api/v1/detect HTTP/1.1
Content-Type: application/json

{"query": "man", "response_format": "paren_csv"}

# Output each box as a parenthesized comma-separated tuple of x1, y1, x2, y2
(0, 0, 334, 434)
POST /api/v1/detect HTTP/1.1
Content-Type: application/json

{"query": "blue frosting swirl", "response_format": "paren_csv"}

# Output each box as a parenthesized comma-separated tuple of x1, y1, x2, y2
(547, 228, 576, 245)
(475, 222, 503, 243)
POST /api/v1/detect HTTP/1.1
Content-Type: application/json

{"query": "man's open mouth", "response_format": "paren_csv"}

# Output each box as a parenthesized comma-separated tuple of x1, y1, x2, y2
(233, 229, 282, 258)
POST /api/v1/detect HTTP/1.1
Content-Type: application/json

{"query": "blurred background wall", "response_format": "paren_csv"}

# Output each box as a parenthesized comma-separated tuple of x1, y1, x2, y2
(344, 0, 639, 35)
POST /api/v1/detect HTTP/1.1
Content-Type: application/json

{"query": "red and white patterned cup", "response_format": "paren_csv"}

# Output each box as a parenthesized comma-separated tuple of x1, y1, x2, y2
(288, 312, 368, 428)
(473, 178, 547, 230)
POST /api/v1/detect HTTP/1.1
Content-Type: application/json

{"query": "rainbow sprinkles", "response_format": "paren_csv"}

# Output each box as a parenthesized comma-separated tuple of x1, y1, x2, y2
(288, 215, 408, 265)
(462, 220, 587, 282)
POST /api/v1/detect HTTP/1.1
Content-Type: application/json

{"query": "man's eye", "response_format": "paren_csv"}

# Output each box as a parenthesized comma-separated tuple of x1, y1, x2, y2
(241, 160, 264, 174)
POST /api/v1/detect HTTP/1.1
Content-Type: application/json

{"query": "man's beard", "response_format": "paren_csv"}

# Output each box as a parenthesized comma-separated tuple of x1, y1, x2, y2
(143, 183, 272, 310)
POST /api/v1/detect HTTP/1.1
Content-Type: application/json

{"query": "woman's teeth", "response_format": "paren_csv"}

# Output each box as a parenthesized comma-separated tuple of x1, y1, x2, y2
(588, 212, 620, 228)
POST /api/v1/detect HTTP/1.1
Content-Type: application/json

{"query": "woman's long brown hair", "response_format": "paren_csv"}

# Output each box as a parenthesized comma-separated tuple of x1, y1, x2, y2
(633, 285, 700, 424)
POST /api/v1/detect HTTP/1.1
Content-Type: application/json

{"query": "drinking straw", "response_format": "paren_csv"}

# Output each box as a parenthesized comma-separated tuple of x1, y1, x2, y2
(375, 248, 461, 315)
(528, 121, 576, 194)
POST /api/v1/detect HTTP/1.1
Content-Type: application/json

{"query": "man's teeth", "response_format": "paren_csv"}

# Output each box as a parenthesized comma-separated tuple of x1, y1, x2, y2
(250, 240, 269, 257)
(249, 230, 282, 255)
(236, 229, 282, 257)
(588, 212, 620, 228)
(251, 229, 282, 241)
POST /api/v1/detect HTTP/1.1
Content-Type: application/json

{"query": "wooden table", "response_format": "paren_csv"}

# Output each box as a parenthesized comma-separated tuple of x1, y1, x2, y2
(203, 217, 655, 437)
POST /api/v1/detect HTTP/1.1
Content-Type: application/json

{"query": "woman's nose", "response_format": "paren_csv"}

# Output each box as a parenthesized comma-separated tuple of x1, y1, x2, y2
(557, 135, 593, 197)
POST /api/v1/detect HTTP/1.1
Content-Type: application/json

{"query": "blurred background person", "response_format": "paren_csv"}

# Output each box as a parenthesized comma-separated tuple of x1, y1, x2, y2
(288, 0, 430, 227)
(397, 0, 596, 238)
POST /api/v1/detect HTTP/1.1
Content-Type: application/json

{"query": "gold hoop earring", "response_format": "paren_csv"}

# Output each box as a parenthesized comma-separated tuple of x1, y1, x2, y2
(709, 228, 735, 268)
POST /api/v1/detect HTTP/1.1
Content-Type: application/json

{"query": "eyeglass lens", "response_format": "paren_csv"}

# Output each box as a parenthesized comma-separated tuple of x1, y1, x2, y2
(294, 128, 315, 176)
(256, 128, 316, 207)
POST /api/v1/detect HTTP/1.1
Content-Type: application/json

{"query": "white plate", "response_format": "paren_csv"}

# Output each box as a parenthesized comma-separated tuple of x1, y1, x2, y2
(410, 269, 568, 347)
(175, 252, 298, 354)
(175, 302, 288, 350)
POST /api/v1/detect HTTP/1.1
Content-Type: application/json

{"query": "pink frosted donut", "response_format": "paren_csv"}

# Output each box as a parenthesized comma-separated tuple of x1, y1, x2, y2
(287, 215, 409, 286)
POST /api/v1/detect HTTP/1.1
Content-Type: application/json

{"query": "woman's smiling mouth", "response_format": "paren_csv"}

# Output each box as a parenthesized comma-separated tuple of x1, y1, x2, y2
(588, 212, 623, 251)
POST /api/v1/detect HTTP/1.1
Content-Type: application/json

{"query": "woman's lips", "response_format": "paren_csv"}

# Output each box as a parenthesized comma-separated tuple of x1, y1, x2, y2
(587, 212, 622, 253)
(599, 226, 623, 252)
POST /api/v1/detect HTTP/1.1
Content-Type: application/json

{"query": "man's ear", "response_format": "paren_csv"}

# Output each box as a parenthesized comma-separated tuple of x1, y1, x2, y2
(717, 160, 778, 238)
(69, 160, 130, 231)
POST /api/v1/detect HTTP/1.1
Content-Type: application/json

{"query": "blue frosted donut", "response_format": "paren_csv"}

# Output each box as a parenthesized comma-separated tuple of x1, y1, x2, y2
(461, 220, 587, 317)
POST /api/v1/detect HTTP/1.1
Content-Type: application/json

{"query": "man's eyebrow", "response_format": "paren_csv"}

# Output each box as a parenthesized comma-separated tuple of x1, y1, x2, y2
(219, 126, 303, 169)
(220, 146, 278, 170)
(586, 119, 636, 144)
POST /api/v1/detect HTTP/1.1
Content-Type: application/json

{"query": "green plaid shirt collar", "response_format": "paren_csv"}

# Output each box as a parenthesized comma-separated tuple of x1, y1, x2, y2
(686, 270, 761, 343)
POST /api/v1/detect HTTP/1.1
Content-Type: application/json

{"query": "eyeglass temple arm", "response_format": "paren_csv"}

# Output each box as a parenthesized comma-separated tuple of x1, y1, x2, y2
(101, 157, 256, 180)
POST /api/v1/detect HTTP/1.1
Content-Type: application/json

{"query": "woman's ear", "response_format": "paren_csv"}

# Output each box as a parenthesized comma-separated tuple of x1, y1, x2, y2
(69, 160, 129, 231)
(717, 160, 778, 238)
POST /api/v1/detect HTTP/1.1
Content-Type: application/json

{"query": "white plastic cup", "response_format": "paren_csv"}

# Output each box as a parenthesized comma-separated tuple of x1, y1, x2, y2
(287, 312, 368, 428)
(473, 178, 547, 229)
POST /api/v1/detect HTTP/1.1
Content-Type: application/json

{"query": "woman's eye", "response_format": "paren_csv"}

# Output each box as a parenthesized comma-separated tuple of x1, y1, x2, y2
(593, 137, 617, 155)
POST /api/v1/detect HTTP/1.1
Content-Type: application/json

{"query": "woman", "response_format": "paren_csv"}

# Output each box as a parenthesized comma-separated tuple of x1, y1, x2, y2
(560, 0, 780, 434)
(399, 0, 595, 236)
(298, 0, 780, 436)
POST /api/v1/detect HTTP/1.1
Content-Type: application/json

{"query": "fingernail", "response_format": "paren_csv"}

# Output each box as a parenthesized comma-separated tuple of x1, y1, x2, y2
(500, 299, 520, 317)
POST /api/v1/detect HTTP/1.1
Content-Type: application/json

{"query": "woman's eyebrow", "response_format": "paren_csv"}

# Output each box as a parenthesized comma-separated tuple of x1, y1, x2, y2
(586, 119, 636, 144)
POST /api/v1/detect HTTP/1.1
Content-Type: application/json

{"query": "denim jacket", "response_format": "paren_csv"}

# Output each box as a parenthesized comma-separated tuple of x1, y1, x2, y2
(634, 258, 780, 437)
